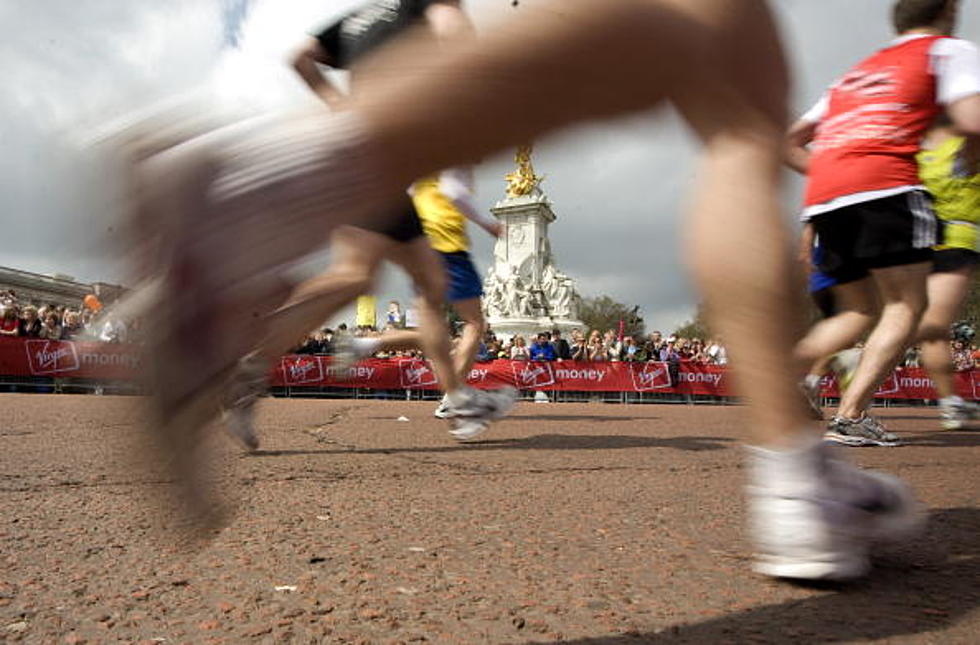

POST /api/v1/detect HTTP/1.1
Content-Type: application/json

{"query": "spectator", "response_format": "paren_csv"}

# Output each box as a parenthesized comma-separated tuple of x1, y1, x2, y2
(603, 329, 621, 361)
(62, 310, 84, 340)
(18, 305, 41, 338)
(530, 332, 557, 361)
(952, 340, 974, 372)
(385, 300, 404, 328)
(587, 330, 607, 362)
(510, 335, 530, 361)
(39, 311, 63, 340)
(621, 336, 642, 362)
(98, 313, 127, 343)
(570, 330, 588, 361)
(705, 338, 728, 366)
(551, 329, 571, 360)
(0, 305, 20, 337)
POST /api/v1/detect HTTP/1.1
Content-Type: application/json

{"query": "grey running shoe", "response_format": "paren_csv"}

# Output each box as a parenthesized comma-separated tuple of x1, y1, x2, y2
(444, 387, 518, 442)
(939, 396, 979, 431)
(825, 415, 901, 447)
(748, 441, 922, 581)
(220, 354, 268, 452)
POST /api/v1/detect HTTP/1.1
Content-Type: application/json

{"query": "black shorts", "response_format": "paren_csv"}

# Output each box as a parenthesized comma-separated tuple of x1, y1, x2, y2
(810, 287, 837, 318)
(932, 248, 980, 274)
(810, 191, 941, 284)
(362, 196, 425, 243)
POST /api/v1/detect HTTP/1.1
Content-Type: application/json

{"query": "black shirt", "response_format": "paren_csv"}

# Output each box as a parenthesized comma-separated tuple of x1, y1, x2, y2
(315, 0, 438, 69)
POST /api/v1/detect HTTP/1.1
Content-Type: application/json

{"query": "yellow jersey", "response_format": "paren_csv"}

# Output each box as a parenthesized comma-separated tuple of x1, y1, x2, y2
(917, 136, 980, 252)
(410, 172, 471, 254)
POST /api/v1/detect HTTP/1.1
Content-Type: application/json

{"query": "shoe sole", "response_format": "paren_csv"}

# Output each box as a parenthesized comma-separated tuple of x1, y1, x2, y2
(753, 553, 870, 582)
(449, 419, 489, 442)
(823, 431, 901, 447)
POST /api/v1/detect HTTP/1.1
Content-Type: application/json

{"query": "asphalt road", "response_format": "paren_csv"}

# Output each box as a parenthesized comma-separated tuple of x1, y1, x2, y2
(1, 394, 978, 643)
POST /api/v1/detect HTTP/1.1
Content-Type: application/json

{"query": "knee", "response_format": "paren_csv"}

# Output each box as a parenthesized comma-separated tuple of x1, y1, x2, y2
(917, 321, 949, 343)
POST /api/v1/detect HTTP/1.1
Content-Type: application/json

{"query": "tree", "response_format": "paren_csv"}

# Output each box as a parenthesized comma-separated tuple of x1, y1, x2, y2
(578, 295, 646, 338)
(673, 303, 712, 340)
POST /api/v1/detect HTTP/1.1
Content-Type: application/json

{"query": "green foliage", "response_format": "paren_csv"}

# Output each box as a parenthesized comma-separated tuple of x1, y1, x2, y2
(579, 295, 646, 338)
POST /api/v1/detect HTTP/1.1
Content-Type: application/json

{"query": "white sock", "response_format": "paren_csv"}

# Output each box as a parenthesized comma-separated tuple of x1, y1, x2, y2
(804, 374, 822, 389)
(746, 432, 826, 492)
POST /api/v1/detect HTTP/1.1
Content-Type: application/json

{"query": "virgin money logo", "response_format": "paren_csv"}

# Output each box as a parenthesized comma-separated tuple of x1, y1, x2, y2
(281, 356, 324, 385)
(399, 358, 438, 388)
(630, 361, 672, 391)
(25, 340, 79, 375)
(512, 362, 555, 388)
(875, 372, 900, 396)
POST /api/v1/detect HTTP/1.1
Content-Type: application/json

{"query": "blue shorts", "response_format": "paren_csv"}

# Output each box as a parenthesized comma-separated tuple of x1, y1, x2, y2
(440, 251, 483, 303)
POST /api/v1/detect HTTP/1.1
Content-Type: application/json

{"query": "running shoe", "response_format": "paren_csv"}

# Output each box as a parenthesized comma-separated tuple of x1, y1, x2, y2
(825, 414, 901, 447)
(433, 394, 451, 419)
(748, 440, 922, 581)
(220, 354, 268, 452)
(939, 395, 979, 431)
(444, 387, 518, 442)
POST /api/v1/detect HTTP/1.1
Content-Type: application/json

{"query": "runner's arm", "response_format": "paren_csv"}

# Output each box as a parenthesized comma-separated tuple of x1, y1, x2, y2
(936, 39, 980, 135)
(439, 168, 503, 238)
(291, 37, 346, 107)
(784, 95, 827, 174)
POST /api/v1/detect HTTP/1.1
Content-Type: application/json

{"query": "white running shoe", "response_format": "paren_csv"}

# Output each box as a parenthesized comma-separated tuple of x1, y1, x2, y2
(433, 395, 451, 419)
(444, 387, 518, 442)
(748, 440, 922, 581)
(939, 396, 979, 431)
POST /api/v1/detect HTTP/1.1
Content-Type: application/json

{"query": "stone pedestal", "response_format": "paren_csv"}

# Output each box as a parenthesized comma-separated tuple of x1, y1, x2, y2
(481, 188, 584, 341)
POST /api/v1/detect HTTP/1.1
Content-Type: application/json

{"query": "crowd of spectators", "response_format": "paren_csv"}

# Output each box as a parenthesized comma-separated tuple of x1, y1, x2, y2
(474, 328, 730, 365)
(0, 289, 135, 343)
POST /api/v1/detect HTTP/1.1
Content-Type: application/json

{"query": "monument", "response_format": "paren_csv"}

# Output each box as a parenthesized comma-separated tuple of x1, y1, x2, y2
(481, 146, 584, 339)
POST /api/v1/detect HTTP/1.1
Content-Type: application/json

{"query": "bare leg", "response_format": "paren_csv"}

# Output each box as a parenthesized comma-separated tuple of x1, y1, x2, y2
(916, 267, 973, 399)
(259, 227, 387, 361)
(388, 239, 460, 394)
(450, 297, 486, 380)
(837, 263, 931, 418)
(795, 279, 879, 367)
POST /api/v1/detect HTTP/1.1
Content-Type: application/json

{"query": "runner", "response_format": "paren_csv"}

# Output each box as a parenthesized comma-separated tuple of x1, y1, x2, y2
(788, 0, 980, 447)
(913, 116, 980, 429)
(328, 165, 503, 427)
(220, 0, 517, 451)
(124, 0, 937, 579)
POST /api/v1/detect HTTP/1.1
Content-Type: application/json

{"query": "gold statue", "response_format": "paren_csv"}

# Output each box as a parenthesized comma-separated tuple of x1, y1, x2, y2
(505, 144, 542, 197)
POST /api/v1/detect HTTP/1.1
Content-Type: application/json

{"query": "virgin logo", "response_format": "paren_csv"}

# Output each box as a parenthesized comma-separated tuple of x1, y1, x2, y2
(399, 358, 438, 388)
(25, 340, 80, 375)
(630, 361, 672, 391)
(281, 356, 324, 385)
(875, 372, 900, 396)
(512, 362, 555, 388)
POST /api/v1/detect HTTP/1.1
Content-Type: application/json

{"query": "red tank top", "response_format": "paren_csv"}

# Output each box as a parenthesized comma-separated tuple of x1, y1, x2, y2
(804, 35, 944, 208)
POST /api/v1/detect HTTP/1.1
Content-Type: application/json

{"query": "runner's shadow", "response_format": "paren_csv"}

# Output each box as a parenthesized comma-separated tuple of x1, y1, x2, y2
(543, 507, 980, 645)
(249, 434, 734, 457)
(900, 432, 980, 448)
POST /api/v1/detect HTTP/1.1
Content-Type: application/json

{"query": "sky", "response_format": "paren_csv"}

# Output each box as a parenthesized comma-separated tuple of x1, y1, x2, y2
(2, 0, 979, 332)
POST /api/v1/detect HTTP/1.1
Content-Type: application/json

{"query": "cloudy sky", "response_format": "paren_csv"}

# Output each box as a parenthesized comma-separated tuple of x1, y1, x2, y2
(2, 0, 979, 331)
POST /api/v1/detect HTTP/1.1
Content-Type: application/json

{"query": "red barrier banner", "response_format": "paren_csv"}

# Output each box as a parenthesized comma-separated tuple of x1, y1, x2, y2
(1, 338, 976, 400)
